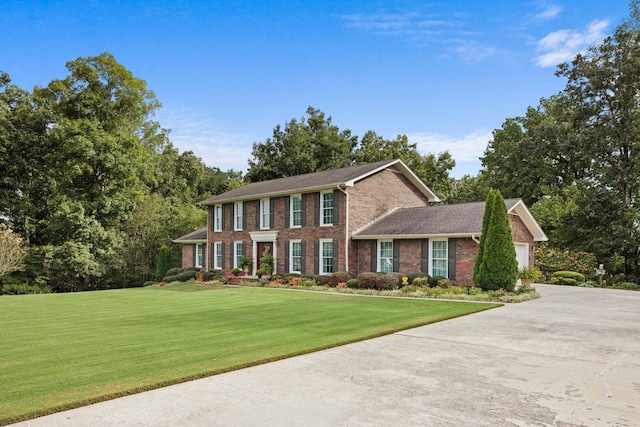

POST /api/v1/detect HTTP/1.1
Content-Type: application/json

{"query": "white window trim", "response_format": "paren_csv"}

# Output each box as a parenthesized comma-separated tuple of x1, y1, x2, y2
(319, 238, 333, 275)
(290, 194, 302, 228)
(320, 190, 333, 226)
(289, 240, 302, 274)
(429, 238, 448, 278)
(234, 202, 243, 231)
(213, 241, 223, 270)
(213, 204, 223, 232)
(377, 239, 393, 273)
(233, 241, 243, 269)
(260, 198, 270, 230)
(195, 243, 204, 268)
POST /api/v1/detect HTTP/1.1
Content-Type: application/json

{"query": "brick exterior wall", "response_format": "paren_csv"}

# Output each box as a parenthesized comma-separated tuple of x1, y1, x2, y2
(346, 168, 431, 273)
(189, 165, 539, 283)
(182, 244, 194, 268)
(510, 214, 535, 266)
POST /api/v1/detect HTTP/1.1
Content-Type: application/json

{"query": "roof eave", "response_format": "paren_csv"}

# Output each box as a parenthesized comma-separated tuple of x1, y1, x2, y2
(352, 232, 479, 240)
(199, 182, 356, 206)
(172, 239, 207, 244)
(508, 200, 549, 242)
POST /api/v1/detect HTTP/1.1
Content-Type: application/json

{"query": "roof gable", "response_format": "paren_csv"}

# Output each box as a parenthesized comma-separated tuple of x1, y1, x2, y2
(199, 159, 439, 205)
(353, 199, 547, 241)
(172, 227, 207, 243)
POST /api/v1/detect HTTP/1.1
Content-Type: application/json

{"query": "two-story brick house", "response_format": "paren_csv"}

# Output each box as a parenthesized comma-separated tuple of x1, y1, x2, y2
(174, 159, 547, 284)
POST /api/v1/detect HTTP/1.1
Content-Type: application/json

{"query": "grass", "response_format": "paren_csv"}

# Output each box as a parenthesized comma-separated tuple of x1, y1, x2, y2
(0, 284, 500, 425)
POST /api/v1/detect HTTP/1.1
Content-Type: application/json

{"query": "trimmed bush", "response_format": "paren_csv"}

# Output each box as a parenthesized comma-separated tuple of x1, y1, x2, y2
(165, 267, 183, 276)
(429, 275, 447, 287)
(177, 270, 198, 282)
(346, 278, 359, 289)
(437, 278, 451, 288)
(143, 281, 155, 287)
(203, 271, 223, 281)
(407, 272, 428, 284)
(358, 272, 379, 289)
(333, 271, 356, 283)
(412, 276, 428, 287)
(553, 277, 577, 286)
(162, 274, 179, 283)
(376, 274, 399, 290)
(552, 271, 585, 282)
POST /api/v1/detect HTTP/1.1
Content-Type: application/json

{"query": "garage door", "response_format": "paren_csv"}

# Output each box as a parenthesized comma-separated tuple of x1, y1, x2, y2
(515, 243, 529, 269)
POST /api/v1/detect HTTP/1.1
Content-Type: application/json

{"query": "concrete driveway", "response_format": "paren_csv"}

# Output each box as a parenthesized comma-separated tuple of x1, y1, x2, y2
(11, 284, 640, 426)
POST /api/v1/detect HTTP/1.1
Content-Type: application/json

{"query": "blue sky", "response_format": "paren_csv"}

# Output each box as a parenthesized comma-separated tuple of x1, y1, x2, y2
(0, 1, 631, 177)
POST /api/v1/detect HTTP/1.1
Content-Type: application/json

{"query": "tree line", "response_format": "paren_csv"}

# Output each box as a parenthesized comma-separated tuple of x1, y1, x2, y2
(3, 1, 640, 290)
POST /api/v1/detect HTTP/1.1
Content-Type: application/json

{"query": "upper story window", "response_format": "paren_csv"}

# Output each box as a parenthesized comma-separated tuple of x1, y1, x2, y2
(260, 198, 270, 230)
(234, 202, 243, 231)
(430, 239, 448, 277)
(213, 204, 223, 232)
(378, 240, 393, 273)
(320, 191, 333, 226)
(291, 194, 302, 227)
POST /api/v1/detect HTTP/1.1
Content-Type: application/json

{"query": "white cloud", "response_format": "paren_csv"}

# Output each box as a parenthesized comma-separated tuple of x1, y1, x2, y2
(534, 19, 610, 67)
(535, 4, 562, 21)
(407, 130, 492, 162)
(156, 108, 253, 172)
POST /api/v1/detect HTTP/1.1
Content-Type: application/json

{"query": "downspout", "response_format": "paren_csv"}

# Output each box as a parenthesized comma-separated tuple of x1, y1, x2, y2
(472, 234, 480, 244)
(337, 185, 349, 272)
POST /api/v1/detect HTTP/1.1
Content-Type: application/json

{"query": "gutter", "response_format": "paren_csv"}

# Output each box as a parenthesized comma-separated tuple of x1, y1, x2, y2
(472, 234, 480, 244)
(336, 185, 349, 272)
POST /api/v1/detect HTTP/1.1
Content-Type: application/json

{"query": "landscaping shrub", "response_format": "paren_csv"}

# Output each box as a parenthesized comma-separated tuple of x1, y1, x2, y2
(401, 285, 418, 294)
(437, 278, 451, 288)
(1, 283, 51, 295)
(387, 272, 405, 287)
(612, 282, 640, 290)
(177, 270, 198, 282)
(346, 278, 359, 289)
(376, 274, 399, 290)
(429, 275, 447, 287)
(185, 267, 202, 272)
(165, 267, 183, 277)
(203, 271, 223, 281)
(535, 245, 596, 279)
(333, 271, 355, 283)
(231, 268, 241, 276)
(162, 274, 180, 283)
(407, 272, 428, 284)
(412, 276, 428, 287)
(358, 272, 379, 289)
(143, 281, 155, 287)
(270, 274, 284, 281)
(552, 271, 585, 282)
(553, 277, 577, 286)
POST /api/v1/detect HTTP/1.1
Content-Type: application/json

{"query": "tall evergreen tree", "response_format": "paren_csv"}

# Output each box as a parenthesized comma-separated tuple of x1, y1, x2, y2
(473, 189, 495, 286)
(477, 190, 519, 291)
(155, 245, 169, 282)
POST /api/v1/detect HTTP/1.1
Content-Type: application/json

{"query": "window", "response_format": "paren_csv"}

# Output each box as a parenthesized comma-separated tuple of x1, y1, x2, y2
(320, 191, 333, 226)
(213, 241, 223, 270)
(195, 243, 204, 268)
(234, 202, 243, 231)
(431, 239, 448, 277)
(290, 195, 302, 227)
(290, 240, 302, 273)
(320, 239, 334, 275)
(260, 198, 270, 230)
(378, 240, 393, 273)
(234, 241, 243, 269)
(213, 205, 223, 232)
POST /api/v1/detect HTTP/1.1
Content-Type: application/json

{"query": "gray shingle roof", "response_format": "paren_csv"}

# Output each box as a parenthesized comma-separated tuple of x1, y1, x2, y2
(173, 227, 207, 242)
(353, 199, 521, 237)
(199, 159, 438, 204)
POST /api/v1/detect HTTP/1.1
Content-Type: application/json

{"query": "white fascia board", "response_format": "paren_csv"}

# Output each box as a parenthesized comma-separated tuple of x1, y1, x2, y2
(508, 200, 549, 242)
(172, 239, 207, 244)
(352, 233, 476, 240)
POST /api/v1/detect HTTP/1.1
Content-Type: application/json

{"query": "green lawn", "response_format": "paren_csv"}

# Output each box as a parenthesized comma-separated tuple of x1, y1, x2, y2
(0, 284, 500, 424)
